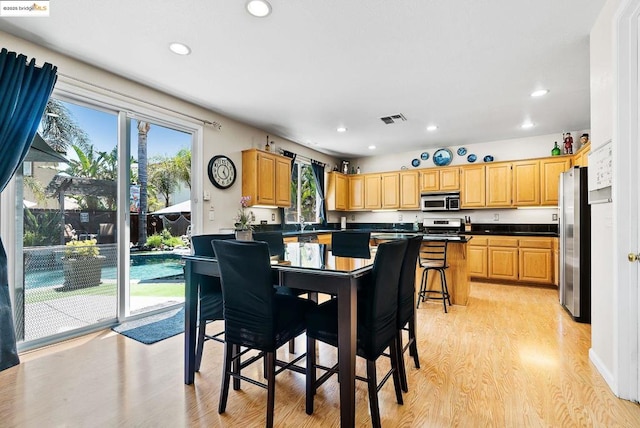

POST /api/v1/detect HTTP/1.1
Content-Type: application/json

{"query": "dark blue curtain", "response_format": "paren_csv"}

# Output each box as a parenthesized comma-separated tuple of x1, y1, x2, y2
(311, 160, 326, 226)
(0, 48, 58, 371)
(279, 150, 296, 229)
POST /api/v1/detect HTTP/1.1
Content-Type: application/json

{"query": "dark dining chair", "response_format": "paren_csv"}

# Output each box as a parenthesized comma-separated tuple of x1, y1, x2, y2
(253, 231, 285, 259)
(395, 235, 423, 393)
(212, 240, 314, 428)
(305, 239, 407, 428)
(416, 240, 451, 313)
(190, 233, 235, 372)
(331, 230, 371, 258)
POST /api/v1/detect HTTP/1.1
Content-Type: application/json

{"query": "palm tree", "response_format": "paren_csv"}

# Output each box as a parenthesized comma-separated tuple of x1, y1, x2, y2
(148, 156, 179, 207)
(173, 148, 191, 189)
(137, 121, 150, 245)
(41, 99, 90, 152)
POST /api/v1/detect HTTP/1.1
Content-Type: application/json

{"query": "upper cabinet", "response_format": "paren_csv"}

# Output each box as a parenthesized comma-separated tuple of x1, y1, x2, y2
(364, 174, 382, 210)
(512, 160, 540, 206)
(399, 171, 420, 209)
(348, 175, 365, 210)
(540, 157, 571, 205)
(242, 149, 292, 207)
(381, 172, 400, 209)
(573, 141, 591, 167)
(327, 172, 349, 211)
(485, 162, 512, 207)
(461, 165, 486, 208)
(420, 167, 460, 192)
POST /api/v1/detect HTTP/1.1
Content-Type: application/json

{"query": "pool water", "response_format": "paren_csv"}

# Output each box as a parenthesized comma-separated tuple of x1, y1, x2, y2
(25, 253, 185, 289)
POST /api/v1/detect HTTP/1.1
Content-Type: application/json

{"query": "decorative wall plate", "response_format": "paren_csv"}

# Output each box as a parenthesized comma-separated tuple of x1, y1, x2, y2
(467, 154, 477, 163)
(483, 155, 494, 162)
(411, 158, 421, 167)
(457, 147, 467, 156)
(420, 152, 429, 160)
(432, 148, 453, 166)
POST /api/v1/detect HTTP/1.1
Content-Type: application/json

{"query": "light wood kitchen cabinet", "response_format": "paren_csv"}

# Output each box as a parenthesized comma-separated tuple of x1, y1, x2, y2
(242, 148, 291, 207)
(487, 237, 519, 281)
(420, 167, 460, 192)
(317, 233, 332, 245)
(461, 165, 486, 208)
(468, 237, 488, 278)
(348, 175, 365, 210)
(364, 174, 382, 210)
(553, 238, 559, 286)
(486, 162, 512, 207)
(399, 170, 420, 209)
(512, 160, 540, 206)
(381, 172, 400, 209)
(540, 157, 572, 205)
(471, 236, 556, 285)
(573, 142, 590, 167)
(326, 172, 348, 211)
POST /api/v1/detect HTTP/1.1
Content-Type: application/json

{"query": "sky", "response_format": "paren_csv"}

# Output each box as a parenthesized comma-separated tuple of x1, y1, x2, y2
(63, 101, 191, 158)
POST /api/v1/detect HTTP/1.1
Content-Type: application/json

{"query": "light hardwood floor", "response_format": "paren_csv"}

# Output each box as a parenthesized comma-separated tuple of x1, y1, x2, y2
(2, 282, 640, 427)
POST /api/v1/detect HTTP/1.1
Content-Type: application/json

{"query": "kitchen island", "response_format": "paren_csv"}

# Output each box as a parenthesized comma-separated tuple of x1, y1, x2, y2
(372, 232, 472, 306)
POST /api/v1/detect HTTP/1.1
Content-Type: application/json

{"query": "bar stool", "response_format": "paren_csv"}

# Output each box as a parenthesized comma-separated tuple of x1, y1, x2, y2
(416, 240, 451, 313)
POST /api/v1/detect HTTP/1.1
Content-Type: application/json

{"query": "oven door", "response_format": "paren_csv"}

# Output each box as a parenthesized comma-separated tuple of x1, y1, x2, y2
(421, 196, 448, 211)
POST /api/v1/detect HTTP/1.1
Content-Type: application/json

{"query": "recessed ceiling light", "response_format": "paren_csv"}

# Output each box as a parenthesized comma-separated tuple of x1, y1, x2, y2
(426, 125, 438, 132)
(368, 145, 376, 150)
(531, 89, 549, 97)
(169, 42, 191, 55)
(246, 0, 272, 17)
(337, 127, 347, 133)
(521, 121, 535, 129)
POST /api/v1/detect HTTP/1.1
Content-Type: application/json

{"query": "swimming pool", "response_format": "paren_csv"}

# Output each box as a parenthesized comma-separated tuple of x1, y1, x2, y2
(25, 253, 185, 290)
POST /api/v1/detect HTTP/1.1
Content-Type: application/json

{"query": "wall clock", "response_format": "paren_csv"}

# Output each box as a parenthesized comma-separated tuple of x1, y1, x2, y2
(207, 155, 237, 189)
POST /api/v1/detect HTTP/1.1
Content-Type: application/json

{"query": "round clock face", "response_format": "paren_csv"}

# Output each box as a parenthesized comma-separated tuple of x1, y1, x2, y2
(208, 155, 236, 189)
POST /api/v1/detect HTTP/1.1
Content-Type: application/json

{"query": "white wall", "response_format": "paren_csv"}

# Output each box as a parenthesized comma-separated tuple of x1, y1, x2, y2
(0, 31, 339, 235)
(588, 0, 619, 391)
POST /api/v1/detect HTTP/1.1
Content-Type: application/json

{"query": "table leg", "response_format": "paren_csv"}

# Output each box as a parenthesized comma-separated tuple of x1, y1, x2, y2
(336, 277, 357, 428)
(184, 261, 198, 384)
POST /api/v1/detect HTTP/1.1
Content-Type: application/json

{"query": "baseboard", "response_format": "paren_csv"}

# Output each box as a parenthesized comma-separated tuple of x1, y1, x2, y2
(589, 347, 617, 395)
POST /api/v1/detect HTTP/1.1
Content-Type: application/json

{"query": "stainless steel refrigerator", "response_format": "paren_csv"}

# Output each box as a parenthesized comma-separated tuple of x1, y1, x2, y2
(559, 167, 591, 323)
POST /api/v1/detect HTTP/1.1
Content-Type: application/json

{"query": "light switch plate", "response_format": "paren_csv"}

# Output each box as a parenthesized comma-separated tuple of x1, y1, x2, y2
(208, 211, 215, 221)
(203, 191, 211, 201)
(552, 213, 558, 221)
(271, 213, 275, 221)
(493, 213, 499, 221)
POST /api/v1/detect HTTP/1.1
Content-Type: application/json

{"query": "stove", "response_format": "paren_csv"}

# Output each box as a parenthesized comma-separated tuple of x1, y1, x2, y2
(422, 218, 465, 235)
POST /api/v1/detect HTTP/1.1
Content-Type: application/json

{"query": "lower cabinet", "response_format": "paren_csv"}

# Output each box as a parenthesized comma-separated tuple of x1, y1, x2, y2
(469, 236, 557, 285)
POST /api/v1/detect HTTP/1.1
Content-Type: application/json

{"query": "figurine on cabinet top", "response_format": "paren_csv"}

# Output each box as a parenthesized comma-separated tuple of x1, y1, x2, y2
(580, 133, 590, 149)
(563, 132, 574, 154)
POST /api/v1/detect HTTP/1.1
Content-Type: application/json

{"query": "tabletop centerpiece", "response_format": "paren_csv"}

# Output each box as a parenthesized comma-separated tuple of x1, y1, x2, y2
(234, 196, 254, 241)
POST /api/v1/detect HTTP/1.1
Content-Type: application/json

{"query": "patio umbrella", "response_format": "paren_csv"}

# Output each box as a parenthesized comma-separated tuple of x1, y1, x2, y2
(24, 133, 68, 163)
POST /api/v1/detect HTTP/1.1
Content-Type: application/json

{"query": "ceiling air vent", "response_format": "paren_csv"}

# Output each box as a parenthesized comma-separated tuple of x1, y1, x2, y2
(380, 113, 407, 124)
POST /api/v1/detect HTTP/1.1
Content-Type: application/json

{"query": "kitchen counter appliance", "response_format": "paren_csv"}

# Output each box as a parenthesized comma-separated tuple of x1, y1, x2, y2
(420, 191, 460, 211)
(559, 167, 591, 323)
(422, 218, 465, 236)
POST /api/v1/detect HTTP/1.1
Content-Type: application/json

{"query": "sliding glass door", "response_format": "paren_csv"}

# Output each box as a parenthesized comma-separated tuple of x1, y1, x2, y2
(10, 95, 194, 349)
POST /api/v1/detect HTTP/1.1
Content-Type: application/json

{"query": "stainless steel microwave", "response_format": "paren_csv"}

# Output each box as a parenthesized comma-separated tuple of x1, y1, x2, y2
(420, 191, 461, 211)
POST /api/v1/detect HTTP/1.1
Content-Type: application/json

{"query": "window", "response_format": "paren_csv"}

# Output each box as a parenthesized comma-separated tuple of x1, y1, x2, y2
(285, 160, 321, 224)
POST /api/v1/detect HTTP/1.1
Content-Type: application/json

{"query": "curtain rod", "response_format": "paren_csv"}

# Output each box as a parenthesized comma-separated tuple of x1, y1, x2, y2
(278, 149, 326, 167)
(57, 73, 222, 129)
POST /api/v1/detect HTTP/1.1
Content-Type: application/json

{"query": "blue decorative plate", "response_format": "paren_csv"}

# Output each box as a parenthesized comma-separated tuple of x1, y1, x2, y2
(433, 148, 453, 167)
(411, 158, 421, 167)
(420, 152, 429, 160)
(457, 147, 467, 156)
(483, 155, 494, 162)
(467, 154, 477, 163)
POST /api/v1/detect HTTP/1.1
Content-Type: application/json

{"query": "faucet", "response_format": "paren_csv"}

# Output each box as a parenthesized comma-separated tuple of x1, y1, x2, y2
(299, 215, 308, 232)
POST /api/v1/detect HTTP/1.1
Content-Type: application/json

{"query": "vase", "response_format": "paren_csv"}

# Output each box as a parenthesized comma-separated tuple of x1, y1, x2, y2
(235, 230, 253, 241)
(61, 255, 105, 290)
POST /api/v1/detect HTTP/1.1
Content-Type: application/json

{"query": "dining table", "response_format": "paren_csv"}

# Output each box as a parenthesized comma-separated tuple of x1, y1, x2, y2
(183, 242, 376, 428)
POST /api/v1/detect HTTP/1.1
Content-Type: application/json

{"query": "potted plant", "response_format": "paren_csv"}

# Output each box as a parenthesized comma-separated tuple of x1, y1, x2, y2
(234, 196, 255, 241)
(61, 239, 105, 290)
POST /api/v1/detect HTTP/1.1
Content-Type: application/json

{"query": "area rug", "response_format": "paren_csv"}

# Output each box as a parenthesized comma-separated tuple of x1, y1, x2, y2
(112, 306, 184, 345)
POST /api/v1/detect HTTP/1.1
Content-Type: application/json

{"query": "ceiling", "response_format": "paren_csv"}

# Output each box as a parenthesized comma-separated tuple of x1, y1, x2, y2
(0, 0, 606, 158)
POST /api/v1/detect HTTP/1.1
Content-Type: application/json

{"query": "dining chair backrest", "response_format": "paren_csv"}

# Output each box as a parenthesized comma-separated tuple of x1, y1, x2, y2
(212, 240, 278, 351)
(253, 231, 285, 258)
(397, 236, 423, 326)
(191, 233, 235, 257)
(419, 240, 448, 268)
(359, 239, 407, 360)
(331, 231, 371, 258)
